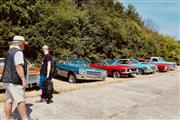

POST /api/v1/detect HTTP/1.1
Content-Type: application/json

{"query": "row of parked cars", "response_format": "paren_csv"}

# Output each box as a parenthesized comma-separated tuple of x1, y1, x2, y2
(0, 57, 177, 85)
(54, 57, 177, 83)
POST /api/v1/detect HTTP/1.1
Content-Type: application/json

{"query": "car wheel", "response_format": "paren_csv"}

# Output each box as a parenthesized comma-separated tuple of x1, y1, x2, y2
(138, 69, 144, 75)
(68, 74, 76, 83)
(113, 71, 121, 78)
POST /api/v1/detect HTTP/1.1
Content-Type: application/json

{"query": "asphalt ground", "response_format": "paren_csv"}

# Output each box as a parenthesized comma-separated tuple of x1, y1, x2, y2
(0, 67, 179, 120)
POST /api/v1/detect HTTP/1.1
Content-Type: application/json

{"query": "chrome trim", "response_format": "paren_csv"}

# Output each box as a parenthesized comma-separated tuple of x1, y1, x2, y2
(75, 74, 106, 80)
(58, 70, 68, 78)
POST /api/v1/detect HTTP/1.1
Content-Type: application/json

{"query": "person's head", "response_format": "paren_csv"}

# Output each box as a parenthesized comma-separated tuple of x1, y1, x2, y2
(42, 45, 49, 54)
(11, 35, 28, 50)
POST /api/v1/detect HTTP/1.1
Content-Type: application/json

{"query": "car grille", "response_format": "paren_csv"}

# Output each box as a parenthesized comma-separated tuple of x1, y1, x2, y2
(167, 65, 171, 69)
(86, 71, 102, 77)
(151, 66, 157, 71)
(171, 64, 176, 69)
(132, 68, 138, 72)
(127, 68, 138, 72)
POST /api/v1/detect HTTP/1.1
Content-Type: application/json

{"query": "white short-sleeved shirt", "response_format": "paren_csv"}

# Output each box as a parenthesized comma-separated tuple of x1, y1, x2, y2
(14, 51, 24, 65)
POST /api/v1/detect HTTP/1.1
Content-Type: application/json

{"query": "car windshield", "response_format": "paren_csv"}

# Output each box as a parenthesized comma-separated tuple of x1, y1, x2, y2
(129, 59, 140, 64)
(159, 57, 165, 62)
(105, 60, 118, 65)
(117, 60, 125, 64)
(68, 58, 89, 65)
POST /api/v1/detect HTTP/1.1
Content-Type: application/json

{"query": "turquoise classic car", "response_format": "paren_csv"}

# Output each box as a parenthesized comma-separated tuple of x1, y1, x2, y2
(56, 58, 107, 83)
(108, 58, 158, 74)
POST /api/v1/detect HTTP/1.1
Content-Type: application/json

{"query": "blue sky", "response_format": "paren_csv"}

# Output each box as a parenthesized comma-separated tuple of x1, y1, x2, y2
(119, 0, 180, 40)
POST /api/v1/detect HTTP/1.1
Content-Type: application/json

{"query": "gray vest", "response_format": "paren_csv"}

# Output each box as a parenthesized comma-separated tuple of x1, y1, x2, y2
(1, 48, 27, 85)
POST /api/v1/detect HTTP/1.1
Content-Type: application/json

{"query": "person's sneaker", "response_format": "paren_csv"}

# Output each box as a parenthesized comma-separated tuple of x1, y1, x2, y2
(35, 98, 46, 103)
(24, 117, 38, 120)
(46, 99, 53, 104)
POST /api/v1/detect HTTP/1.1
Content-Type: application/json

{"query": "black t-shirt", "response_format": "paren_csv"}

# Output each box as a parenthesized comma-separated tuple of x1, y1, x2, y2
(40, 54, 52, 75)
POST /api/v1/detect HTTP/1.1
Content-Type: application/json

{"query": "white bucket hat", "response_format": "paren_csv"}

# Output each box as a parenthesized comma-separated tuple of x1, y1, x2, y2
(13, 35, 28, 45)
(42, 45, 49, 50)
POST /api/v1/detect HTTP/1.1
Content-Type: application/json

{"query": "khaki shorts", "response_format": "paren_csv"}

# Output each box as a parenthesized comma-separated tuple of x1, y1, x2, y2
(4, 83, 25, 103)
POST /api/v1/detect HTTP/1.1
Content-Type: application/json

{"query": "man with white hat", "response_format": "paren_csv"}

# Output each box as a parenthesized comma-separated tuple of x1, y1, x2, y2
(1, 35, 31, 120)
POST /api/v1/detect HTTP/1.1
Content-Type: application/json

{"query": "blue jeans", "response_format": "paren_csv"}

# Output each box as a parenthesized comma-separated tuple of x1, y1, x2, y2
(38, 74, 47, 99)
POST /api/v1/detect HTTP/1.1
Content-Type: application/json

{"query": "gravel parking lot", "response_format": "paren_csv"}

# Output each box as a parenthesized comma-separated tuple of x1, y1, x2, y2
(0, 67, 179, 119)
(0, 70, 160, 100)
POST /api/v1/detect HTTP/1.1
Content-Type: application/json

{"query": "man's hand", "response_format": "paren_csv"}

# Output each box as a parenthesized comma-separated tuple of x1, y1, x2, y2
(46, 75, 49, 78)
(22, 80, 28, 89)
(16, 64, 27, 88)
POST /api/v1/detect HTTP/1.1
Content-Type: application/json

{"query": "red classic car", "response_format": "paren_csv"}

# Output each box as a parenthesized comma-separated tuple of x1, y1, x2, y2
(155, 63, 171, 72)
(138, 57, 171, 72)
(89, 62, 139, 78)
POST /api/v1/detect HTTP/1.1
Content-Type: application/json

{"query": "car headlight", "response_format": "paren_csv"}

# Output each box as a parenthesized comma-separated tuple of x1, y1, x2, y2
(126, 69, 131, 72)
(79, 69, 87, 75)
(102, 71, 107, 77)
(147, 66, 151, 70)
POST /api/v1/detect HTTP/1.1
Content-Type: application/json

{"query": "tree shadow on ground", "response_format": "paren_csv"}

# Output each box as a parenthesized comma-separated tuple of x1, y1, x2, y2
(54, 76, 103, 84)
(13, 103, 33, 120)
(26, 86, 40, 91)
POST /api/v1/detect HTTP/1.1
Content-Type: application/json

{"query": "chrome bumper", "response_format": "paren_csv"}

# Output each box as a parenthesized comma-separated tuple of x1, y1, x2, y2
(75, 74, 106, 80)
(121, 71, 139, 75)
(144, 69, 155, 73)
(170, 64, 177, 70)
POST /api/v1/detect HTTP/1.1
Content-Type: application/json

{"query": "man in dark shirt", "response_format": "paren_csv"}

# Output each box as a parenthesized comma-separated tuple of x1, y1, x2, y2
(37, 45, 52, 103)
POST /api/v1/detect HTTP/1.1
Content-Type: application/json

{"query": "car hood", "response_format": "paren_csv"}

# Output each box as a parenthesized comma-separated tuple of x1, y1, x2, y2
(57, 64, 106, 72)
(123, 63, 155, 68)
(107, 64, 137, 69)
(156, 62, 176, 65)
(76, 64, 106, 72)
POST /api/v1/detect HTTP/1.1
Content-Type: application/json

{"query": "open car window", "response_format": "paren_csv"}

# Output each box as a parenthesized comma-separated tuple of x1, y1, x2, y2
(130, 59, 139, 64)
(68, 58, 89, 65)
(106, 60, 118, 65)
(121, 60, 131, 64)
(152, 58, 158, 62)
(117, 60, 125, 64)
